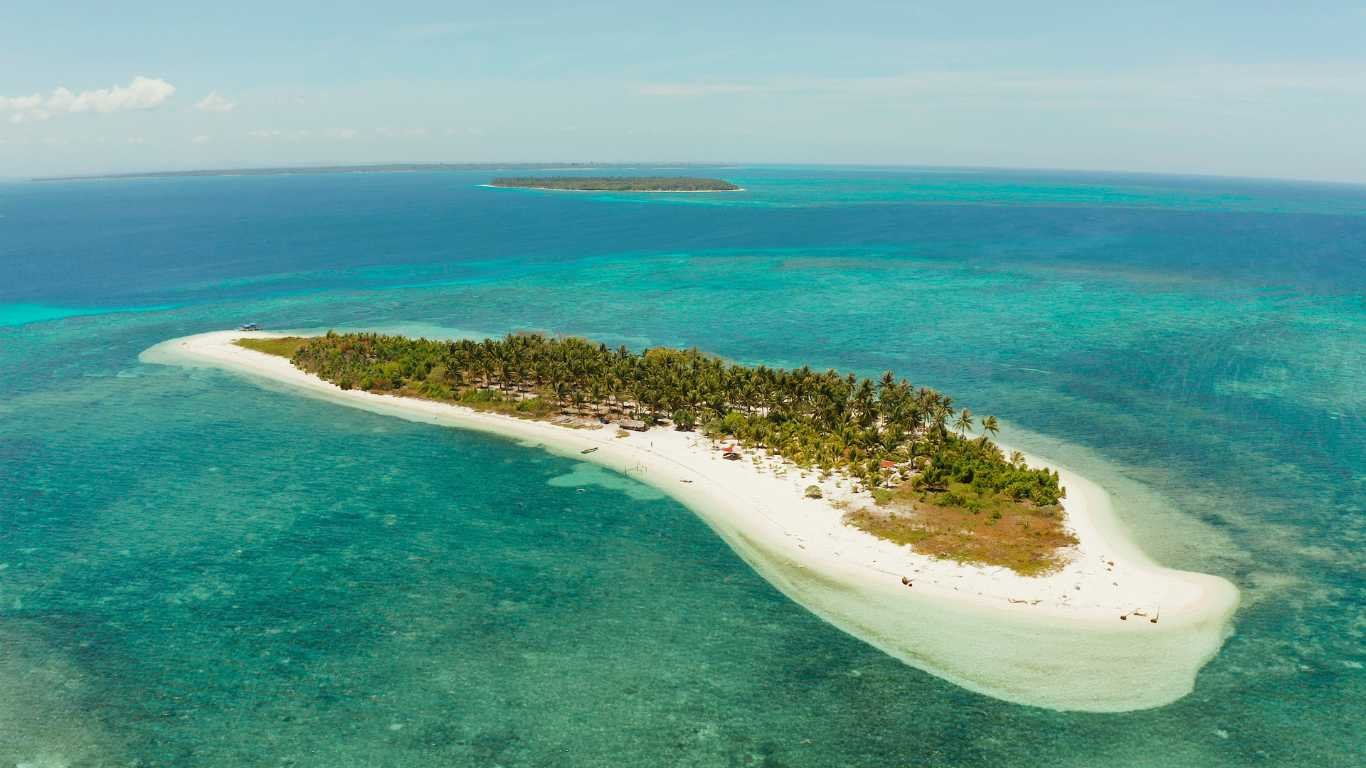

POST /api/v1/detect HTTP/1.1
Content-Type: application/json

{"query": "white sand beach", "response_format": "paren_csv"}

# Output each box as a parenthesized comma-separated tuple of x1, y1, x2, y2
(143, 330, 1240, 712)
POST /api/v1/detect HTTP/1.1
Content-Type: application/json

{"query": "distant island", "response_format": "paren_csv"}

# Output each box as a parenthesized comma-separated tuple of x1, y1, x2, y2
(489, 176, 741, 192)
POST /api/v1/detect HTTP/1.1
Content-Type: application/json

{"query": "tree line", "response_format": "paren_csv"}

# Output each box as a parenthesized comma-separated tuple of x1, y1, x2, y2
(290, 332, 1064, 507)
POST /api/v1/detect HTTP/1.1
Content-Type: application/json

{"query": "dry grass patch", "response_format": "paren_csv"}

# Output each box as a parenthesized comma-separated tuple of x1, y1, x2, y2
(234, 336, 308, 358)
(845, 482, 1077, 576)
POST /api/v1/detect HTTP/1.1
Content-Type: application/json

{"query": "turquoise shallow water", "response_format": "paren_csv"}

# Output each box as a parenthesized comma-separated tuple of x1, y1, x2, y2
(0, 167, 1362, 766)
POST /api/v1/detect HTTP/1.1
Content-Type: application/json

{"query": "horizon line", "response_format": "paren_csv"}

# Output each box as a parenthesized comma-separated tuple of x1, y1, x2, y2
(16, 160, 1366, 190)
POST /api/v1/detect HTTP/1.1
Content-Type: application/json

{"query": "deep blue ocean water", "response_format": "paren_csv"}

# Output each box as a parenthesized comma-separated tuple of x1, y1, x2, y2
(0, 167, 1362, 766)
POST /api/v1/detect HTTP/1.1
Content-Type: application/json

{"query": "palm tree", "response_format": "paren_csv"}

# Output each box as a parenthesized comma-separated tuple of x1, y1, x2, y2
(981, 415, 999, 438)
(953, 407, 974, 437)
(930, 405, 950, 439)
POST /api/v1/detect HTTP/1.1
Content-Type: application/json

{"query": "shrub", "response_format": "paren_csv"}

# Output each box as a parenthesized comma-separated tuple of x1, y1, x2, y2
(672, 408, 697, 431)
(805, 485, 823, 499)
(936, 490, 965, 507)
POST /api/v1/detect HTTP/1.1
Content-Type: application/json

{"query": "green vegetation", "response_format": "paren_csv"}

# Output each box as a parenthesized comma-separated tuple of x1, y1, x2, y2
(453, 386, 561, 419)
(845, 474, 1077, 575)
(283, 331, 1063, 504)
(489, 176, 740, 192)
(255, 331, 1072, 572)
(234, 336, 309, 358)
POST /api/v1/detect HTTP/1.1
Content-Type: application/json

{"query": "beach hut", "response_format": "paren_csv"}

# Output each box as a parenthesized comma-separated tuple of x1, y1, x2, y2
(618, 418, 648, 432)
(878, 459, 903, 488)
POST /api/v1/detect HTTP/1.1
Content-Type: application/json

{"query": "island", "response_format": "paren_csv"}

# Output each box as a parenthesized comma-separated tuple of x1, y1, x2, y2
(143, 329, 1239, 712)
(241, 332, 1071, 573)
(487, 176, 742, 192)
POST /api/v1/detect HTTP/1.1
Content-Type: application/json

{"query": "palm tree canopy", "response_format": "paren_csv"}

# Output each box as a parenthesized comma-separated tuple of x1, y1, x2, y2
(287, 331, 1064, 507)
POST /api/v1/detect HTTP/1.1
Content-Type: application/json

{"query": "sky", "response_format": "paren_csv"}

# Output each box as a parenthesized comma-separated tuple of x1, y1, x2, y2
(2, 1, 1365, 182)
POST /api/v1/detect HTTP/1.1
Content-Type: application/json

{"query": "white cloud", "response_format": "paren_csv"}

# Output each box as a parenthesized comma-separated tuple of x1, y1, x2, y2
(0, 76, 175, 123)
(195, 91, 236, 113)
(191, 135, 211, 144)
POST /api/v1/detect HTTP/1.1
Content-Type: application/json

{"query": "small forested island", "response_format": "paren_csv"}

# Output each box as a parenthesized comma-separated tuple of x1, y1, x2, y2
(152, 328, 1236, 711)
(488, 176, 741, 192)
(239, 332, 1071, 574)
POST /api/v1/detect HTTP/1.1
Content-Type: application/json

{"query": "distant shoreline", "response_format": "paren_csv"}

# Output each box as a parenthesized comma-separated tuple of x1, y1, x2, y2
(24, 162, 1365, 187)
(479, 183, 746, 193)
(487, 176, 742, 193)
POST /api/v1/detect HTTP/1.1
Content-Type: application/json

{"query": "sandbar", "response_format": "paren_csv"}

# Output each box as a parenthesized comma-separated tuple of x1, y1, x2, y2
(142, 330, 1239, 712)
